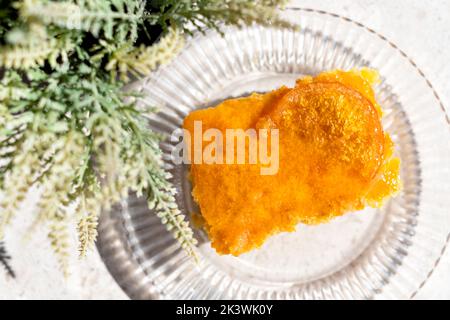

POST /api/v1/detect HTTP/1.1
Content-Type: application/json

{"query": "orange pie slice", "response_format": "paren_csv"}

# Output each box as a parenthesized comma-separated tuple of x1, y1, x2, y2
(183, 69, 401, 256)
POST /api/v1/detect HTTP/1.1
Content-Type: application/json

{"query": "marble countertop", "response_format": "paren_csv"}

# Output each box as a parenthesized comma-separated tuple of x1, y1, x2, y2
(1, 0, 449, 299)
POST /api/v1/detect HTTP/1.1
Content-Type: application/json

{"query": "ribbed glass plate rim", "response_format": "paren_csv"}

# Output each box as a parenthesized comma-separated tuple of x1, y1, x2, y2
(97, 7, 450, 300)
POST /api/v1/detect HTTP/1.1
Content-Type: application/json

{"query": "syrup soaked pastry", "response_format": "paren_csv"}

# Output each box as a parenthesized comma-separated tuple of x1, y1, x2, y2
(183, 69, 401, 256)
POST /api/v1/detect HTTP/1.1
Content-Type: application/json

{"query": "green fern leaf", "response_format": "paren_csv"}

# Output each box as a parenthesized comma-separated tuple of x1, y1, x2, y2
(104, 27, 185, 81)
(48, 212, 70, 277)
(20, 0, 145, 41)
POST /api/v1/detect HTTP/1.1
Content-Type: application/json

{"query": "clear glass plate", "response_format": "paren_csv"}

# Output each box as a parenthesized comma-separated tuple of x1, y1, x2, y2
(97, 7, 450, 299)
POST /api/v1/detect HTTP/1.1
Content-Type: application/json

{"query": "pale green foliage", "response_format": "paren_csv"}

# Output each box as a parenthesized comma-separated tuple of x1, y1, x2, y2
(19, 0, 145, 40)
(148, 0, 293, 34)
(0, 65, 199, 271)
(102, 27, 185, 81)
(0, 0, 288, 273)
(77, 210, 99, 258)
(0, 22, 79, 70)
(48, 212, 70, 277)
(0, 134, 45, 235)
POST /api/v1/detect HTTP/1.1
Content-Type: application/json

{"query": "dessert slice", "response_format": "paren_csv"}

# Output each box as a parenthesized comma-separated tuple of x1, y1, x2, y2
(183, 69, 401, 256)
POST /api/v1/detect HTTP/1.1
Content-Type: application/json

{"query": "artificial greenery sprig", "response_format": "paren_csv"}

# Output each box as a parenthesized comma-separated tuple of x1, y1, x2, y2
(147, 0, 291, 34)
(0, 0, 289, 274)
(0, 241, 15, 278)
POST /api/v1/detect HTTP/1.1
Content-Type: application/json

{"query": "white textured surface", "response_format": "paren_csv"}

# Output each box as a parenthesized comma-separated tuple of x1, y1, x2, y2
(1, 0, 449, 299)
